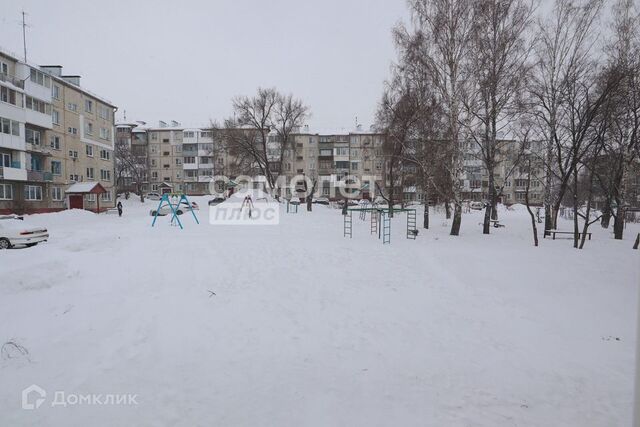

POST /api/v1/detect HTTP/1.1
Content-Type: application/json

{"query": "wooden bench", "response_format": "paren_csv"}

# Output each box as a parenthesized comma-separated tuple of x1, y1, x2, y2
(546, 230, 592, 240)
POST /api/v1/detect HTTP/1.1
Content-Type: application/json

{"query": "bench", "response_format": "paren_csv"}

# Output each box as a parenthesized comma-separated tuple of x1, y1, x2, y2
(545, 230, 592, 240)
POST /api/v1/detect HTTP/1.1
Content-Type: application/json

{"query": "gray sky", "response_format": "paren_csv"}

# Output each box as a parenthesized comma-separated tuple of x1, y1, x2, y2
(1, 0, 409, 129)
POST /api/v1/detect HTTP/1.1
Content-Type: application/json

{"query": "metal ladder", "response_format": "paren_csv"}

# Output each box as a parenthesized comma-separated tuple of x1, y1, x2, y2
(406, 210, 417, 240)
(382, 212, 391, 244)
(344, 211, 353, 238)
(371, 209, 379, 235)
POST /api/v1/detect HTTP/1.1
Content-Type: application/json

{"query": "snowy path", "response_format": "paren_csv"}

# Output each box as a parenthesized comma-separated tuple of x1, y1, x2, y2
(0, 199, 638, 426)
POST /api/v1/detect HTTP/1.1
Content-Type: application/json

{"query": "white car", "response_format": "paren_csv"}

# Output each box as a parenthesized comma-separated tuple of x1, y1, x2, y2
(146, 192, 162, 201)
(0, 216, 49, 249)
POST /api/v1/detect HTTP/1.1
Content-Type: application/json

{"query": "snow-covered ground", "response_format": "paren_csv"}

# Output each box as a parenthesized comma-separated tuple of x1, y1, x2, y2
(0, 197, 638, 426)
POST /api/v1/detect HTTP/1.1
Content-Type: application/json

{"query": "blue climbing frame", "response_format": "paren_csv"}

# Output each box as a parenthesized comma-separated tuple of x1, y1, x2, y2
(151, 193, 200, 229)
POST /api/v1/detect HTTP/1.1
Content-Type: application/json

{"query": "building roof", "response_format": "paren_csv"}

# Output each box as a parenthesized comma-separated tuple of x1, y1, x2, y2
(65, 182, 107, 194)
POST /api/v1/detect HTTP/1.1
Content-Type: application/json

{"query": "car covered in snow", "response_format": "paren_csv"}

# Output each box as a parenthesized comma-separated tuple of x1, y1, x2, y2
(149, 200, 198, 216)
(0, 216, 49, 249)
(313, 197, 330, 205)
(146, 192, 162, 201)
(208, 197, 226, 206)
(470, 201, 485, 210)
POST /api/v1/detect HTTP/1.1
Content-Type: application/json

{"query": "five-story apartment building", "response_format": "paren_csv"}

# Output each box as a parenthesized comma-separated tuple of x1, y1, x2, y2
(0, 48, 117, 214)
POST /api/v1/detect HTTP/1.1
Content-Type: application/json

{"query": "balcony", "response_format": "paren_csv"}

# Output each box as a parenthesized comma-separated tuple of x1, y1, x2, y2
(183, 163, 198, 170)
(0, 163, 28, 181)
(198, 163, 214, 169)
(26, 170, 53, 182)
(0, 72, 24, 89)
(26, 143, 52, 156)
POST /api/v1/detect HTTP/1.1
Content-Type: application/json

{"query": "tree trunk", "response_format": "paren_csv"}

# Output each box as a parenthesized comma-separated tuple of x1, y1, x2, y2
(450, 202, 462, 236)
(483, 170, 496, 234)
(444, 200, 451, 219)
(614, 205, 625, 240)
(633, 233, 639, 249)
(544, 203, 553, 237)
(307, 198, 312, 212)
(601, 206, 611, 228)
(572, 169, 579, 249)
(423, 202, 429, 229)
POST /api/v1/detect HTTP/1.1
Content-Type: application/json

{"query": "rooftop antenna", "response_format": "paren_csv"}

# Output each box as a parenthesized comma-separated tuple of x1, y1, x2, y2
(355, 116, 359, 128)
(21, 10, 30, 62)
(123, 109, 127, 121)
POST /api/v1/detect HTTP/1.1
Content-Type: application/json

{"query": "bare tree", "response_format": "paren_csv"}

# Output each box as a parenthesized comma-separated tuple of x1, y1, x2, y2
(530, 0, 604, 235)
(464, 0, 535, 234)
(115, 137, 148, 202)
(403, 0, 476, 236)
(221, 88, 309, 196)
(604, 0, 640, 240)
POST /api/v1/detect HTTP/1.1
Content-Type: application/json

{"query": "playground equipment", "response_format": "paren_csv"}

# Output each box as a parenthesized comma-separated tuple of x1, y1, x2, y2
(344, 206, 417, 245)
(151, 193, 200, 229)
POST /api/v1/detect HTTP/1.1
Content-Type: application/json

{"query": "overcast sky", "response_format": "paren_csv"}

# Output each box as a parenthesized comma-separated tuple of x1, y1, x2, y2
(0, 0, 410, 129)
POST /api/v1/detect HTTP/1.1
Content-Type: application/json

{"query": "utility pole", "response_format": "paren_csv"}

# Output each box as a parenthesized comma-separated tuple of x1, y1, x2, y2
(21, 10, 29, 62)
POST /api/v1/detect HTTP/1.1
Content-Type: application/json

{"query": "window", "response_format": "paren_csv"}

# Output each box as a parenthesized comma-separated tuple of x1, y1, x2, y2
(85, 100, 93, 113)
(0, 117, 19, 136)
(52, 109, 60, 125)
(51, 187, 63, 201)
(25, 128, 41, 145)
(151, 159, 157, 167)
(52, 85, 60, 100)
(99, 127, 110, 140)
(87, 194, 96, 202)
(24, 185, 43, 201)
(162, 151, 170, 156)
(98, 105, 109, 120)
(0, 85, 17, 105)
(86, 167, 94, 180)
(69, 174, 79, 182)
(85, 122, 93, 136)
(29, 68, 51, 88)
(184, 156, 195, 164)
(150, 145, 158, 154)
(184, 131, 195, 138)
(201, 131, 212, 138)
(67, 102, 78, 112)
(68, 127, 78, 135)
(151, 171, 158, 179)
(100, 169, 111, 181)
(335, 147, 348, 156)
(162, 138, 170, 143)
(151, 133, 157, 140)
(0, 61, 7, 75)
(0, 183, 13, 200)
(86, 144, 93, 157)
(351, 162, 358, 170)
(101, 191, 112, 201)
(69, 150, 78, 158)
(175, 158, 182, 165)
(320, 149, 332, 156)
(1, 153, 10, 167)
(51, 160, 62, 175)
(26, 96, 51, 115)
(99, 149, 110, 160)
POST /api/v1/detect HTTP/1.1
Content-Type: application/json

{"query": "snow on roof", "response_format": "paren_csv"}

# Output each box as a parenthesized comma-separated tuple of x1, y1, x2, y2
(65, 182, 106, 194)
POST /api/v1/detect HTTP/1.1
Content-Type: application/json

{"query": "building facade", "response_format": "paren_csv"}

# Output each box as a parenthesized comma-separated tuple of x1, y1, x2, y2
(0, 49, 117, 214)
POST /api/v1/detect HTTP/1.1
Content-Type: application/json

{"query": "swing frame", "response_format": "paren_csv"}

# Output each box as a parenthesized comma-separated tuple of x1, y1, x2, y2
(151, 193, 200, 229)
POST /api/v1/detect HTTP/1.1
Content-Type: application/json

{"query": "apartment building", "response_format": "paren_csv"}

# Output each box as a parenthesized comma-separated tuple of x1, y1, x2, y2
(116, 122, 219, 196)
(459, 139, 545, 206)
(0, 48, 117, 214)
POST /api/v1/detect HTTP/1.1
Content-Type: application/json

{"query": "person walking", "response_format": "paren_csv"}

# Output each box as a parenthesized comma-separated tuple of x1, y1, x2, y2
(117, 201, 123, 217)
